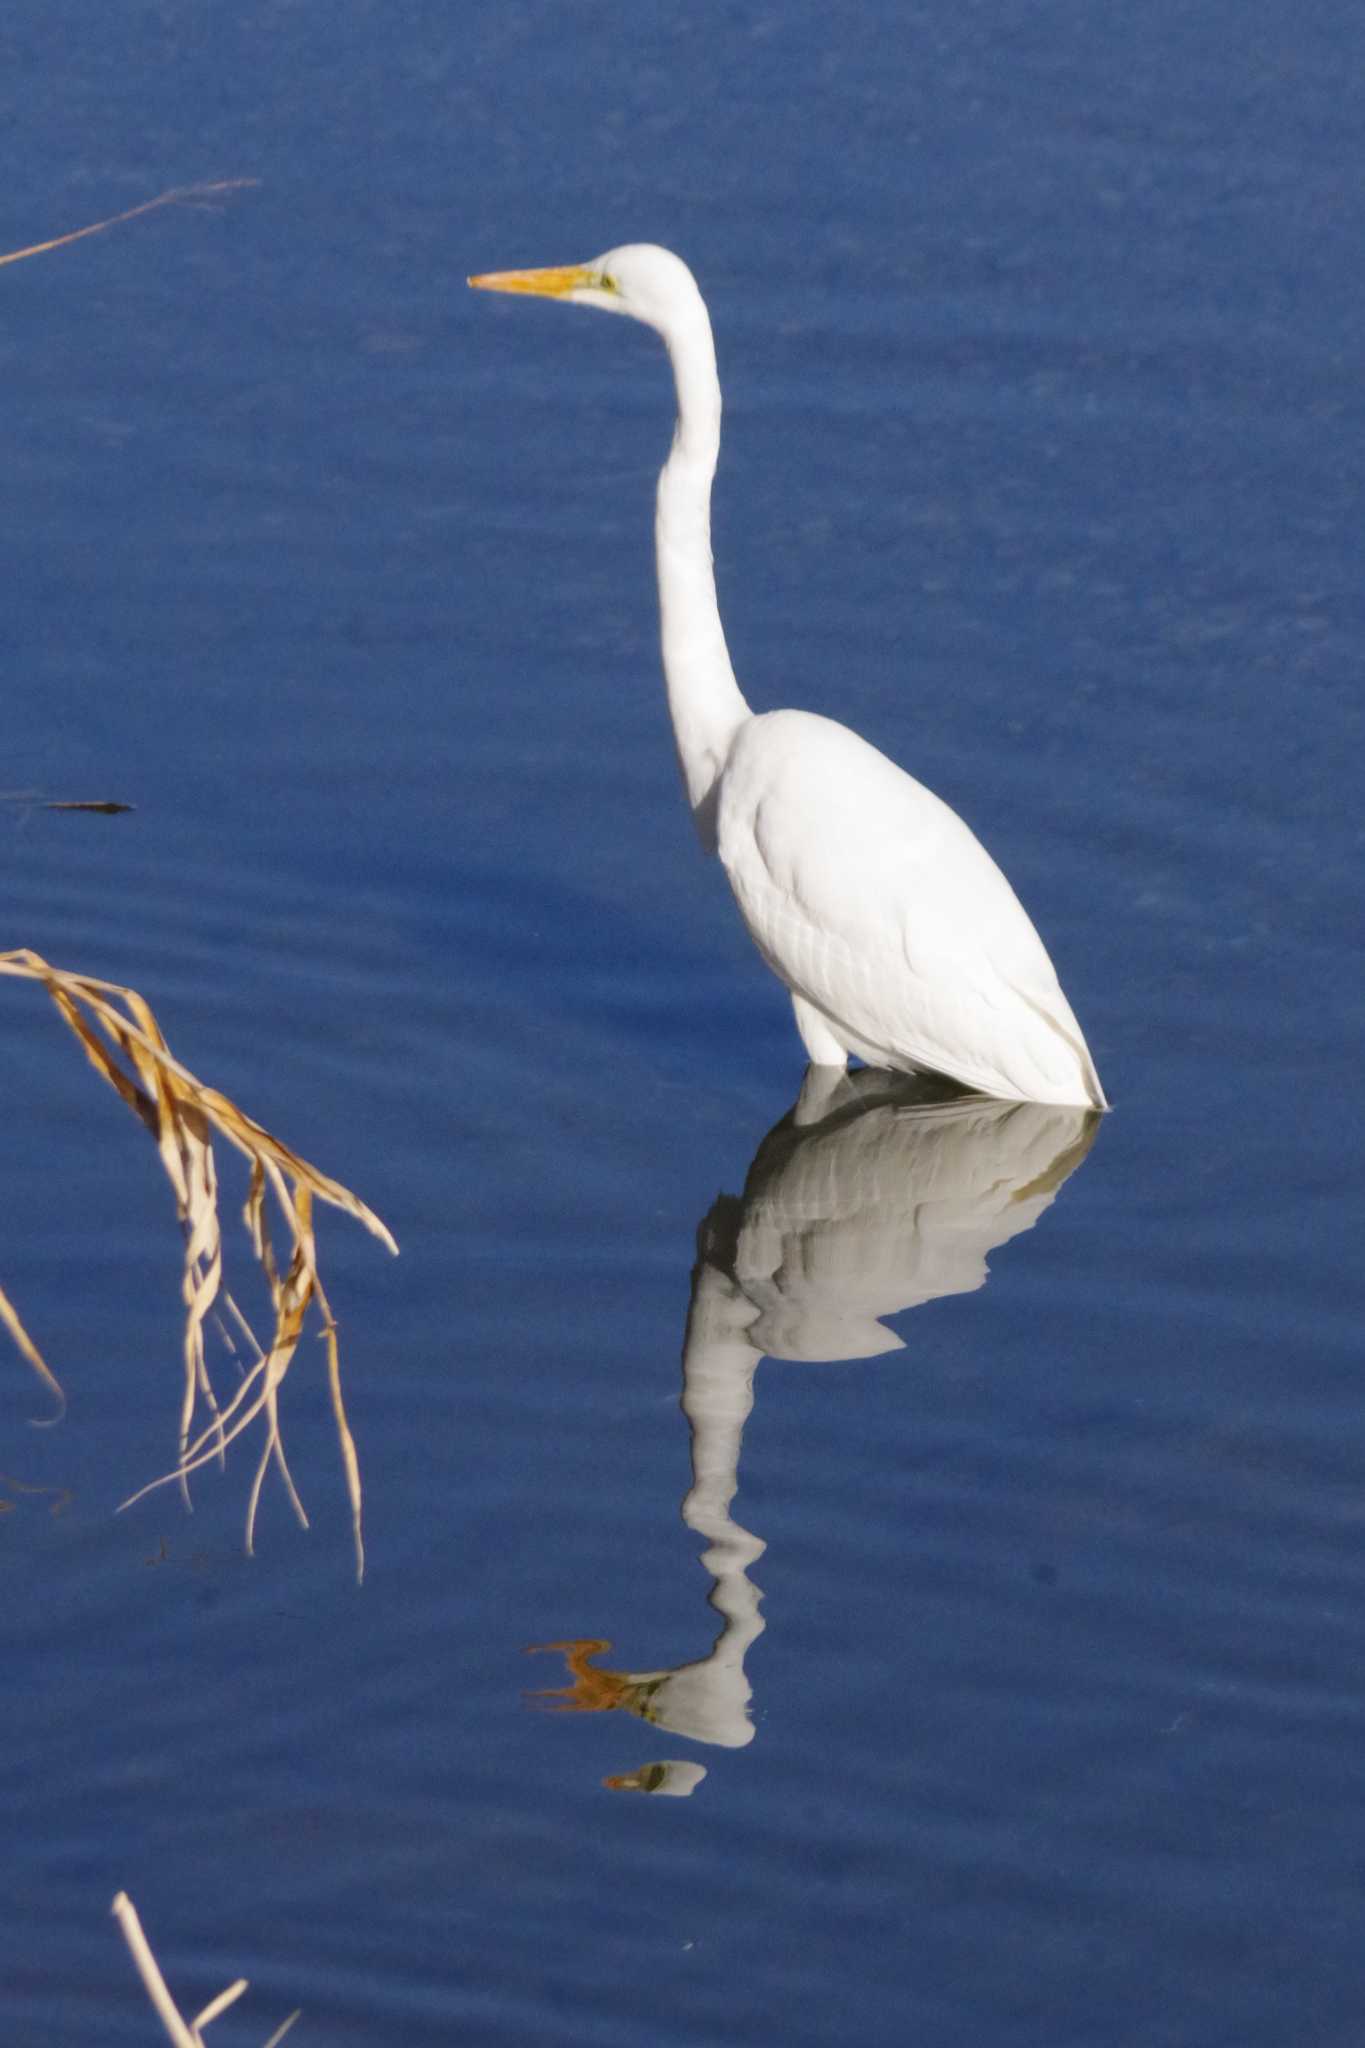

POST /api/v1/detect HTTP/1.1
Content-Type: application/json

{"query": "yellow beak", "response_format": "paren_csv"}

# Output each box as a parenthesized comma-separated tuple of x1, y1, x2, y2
(467, 263, 595, 297)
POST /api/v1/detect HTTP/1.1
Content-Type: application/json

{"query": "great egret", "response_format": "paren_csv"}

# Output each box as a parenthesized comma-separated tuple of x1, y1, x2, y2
(469, 245, 1106, 1108)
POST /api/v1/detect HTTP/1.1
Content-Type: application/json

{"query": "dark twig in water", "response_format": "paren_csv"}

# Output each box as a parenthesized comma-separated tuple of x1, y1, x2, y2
(44, 800, 136, 815)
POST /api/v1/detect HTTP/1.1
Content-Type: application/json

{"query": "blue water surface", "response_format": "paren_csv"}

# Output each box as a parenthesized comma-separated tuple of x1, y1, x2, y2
(3, 3, 1363, 2043)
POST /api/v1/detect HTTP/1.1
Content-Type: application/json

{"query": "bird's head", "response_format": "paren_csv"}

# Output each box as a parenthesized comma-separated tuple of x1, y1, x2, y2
(469, 243, 704, 339)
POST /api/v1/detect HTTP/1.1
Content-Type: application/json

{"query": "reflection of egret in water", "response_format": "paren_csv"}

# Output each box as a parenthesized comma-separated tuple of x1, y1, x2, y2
(530, 1073, 1100, 1788)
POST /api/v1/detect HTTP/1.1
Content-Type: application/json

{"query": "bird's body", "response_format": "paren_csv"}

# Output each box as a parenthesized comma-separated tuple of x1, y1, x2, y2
(719, 709, 1103, 1102)
(470, 244, 1105, 1109)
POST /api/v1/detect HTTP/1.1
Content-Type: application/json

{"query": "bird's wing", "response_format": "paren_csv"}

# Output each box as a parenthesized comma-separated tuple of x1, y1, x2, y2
(718, 710, 1102, 1104)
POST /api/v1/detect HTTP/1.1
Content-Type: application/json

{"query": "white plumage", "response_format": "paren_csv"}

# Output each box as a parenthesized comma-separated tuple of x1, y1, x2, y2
(470, 244, 1105, 1109)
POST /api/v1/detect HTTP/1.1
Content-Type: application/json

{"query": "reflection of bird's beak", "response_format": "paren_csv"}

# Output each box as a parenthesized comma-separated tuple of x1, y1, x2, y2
(467, 263, 594, 297)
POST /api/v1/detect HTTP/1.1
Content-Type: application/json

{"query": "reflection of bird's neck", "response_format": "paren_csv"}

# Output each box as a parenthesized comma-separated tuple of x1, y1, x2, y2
(681, 1266, 763, 1554)
(655, 300, 750, 853)
(674, 1263, 766, 1747)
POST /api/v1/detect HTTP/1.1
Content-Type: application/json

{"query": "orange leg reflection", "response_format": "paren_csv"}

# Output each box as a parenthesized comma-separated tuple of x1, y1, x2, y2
(525, 1639, 655, 1717)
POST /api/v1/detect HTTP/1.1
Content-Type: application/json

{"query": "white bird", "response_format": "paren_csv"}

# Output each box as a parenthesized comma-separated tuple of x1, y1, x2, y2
(469, 245, 1106, 1109)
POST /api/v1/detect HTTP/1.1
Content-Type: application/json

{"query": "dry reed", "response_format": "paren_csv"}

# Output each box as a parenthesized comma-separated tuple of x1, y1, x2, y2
(1, 949, 396, 1579)
(112, 1891, 299, 2048)
(16, 175, 318, 2040)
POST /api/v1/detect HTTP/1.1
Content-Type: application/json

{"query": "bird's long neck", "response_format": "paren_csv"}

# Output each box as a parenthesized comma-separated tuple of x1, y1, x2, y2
(655, 303, 750, 853)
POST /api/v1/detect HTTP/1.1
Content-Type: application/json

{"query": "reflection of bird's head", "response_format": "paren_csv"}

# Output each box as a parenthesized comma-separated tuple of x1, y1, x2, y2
(604, 1760, 708, 1797)
(469, 244, 705, 340)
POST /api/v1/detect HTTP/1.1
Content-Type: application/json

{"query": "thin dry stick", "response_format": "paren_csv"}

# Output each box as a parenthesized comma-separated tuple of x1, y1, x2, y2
(111, 1890, 300, 2047)
(0, 180, 257, 270)
(111, 1891, 203, 2048)
(2, 949, 396, 1578)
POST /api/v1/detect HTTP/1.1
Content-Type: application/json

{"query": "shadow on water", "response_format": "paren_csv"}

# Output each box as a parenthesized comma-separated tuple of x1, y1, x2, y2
(528, 1072, 1101, 1792)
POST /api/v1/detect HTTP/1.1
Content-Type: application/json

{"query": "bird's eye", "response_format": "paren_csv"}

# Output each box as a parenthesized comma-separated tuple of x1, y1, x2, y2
(597, 272, 620, 295)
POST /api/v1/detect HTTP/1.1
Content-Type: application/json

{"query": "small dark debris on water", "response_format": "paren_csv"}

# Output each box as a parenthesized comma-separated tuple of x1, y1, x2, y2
(44, 800, 135, 815)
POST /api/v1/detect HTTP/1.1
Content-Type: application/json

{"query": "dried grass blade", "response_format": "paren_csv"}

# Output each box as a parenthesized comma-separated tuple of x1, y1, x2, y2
(0, 180, 258, 270)
(47, 981, 159, 1134)
(118, 1361, 276, 1509)
(191, 1979, 250, 2031)
(318, 1276, 366, 1583)
(0, 1281, 66, 1421)
(202, 1083, 398, 1253)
